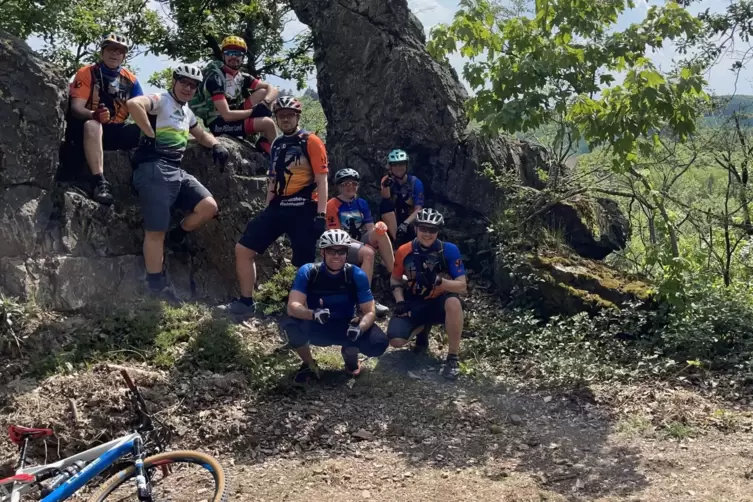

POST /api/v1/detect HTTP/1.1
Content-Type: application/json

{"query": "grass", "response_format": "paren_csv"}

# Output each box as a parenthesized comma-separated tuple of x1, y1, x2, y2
(23, 299, 297, 392)
(615, 415, 654, 438)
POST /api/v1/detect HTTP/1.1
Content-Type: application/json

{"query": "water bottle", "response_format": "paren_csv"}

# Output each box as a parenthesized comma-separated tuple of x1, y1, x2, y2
(47, 460, 86, 490)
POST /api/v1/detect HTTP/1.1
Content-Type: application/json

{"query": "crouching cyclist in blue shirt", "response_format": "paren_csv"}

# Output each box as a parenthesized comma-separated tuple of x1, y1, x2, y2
(279, 229, 389, 383)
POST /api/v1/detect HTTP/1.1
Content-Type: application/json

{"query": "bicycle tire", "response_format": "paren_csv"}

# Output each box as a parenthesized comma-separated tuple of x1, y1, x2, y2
(86, 450, 229, 502)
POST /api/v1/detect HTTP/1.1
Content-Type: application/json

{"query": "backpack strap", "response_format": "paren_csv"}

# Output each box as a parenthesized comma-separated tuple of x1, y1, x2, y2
(298, 130, 312, 167)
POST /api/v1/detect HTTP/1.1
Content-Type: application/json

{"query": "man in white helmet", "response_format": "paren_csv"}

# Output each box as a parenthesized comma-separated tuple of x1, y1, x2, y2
(64, 33, 144, 205)
(387, 208, 467, 380)
(280, 229, 388, 384)
(126, 64, 230, 300)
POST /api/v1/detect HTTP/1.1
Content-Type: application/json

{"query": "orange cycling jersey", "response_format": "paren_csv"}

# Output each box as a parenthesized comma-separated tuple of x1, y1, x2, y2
(70, 63, 142, 124)
(268, 130, 328, 201)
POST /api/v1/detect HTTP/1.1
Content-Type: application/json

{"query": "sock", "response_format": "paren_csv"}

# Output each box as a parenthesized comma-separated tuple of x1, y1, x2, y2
(93, 173, 105, 184)
(240, 295, 254, 306)
(147, 272, 165, 292)
(256, 137, 271, 155)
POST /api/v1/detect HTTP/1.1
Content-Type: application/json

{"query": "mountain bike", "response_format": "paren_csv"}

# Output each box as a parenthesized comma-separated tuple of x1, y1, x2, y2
(0, 369, 229, 501)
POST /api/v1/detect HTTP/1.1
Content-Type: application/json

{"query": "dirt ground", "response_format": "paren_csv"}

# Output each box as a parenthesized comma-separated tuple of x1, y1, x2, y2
(3, 318, 753, 501)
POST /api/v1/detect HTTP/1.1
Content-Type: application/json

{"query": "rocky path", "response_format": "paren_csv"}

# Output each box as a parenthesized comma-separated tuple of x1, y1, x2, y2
(3, 340, 753, 501)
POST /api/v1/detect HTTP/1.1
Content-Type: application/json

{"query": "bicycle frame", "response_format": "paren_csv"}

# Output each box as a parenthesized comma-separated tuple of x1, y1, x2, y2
(2, 432, 142, 502)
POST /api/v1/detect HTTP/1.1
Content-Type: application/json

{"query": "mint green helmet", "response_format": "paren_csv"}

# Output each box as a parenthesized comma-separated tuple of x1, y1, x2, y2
(387, 149, 408, 164)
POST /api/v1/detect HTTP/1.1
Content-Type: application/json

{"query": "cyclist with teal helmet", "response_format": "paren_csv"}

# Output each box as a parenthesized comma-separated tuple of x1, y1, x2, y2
(379, 149, 425, 246)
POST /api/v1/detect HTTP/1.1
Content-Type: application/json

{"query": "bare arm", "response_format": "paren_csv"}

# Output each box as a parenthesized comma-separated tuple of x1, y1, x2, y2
(357, 301, 376, 330)
(390, 276, 406, 303)
(213, 98, 253, 121)
(190, 124, 219, 148)
(315, 172, 328, 214)
(404, 205, 423, 224)
(287, 290, 314, 321)
(440, 275, 467, 295)
(70, 98, 95, 121)
(255, 81, 280, 105)
(363, 222, 375, 232)
(126, 96, 155, 138)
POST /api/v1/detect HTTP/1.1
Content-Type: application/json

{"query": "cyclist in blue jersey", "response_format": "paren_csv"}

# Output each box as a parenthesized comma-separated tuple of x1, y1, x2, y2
(379, 149, 425, 246)
(279, 229, 388, 383)
(387, 208, 468, 380)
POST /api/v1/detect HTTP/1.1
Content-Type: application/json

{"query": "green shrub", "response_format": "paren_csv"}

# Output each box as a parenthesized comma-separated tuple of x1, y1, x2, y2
(255, 264, 297, 315)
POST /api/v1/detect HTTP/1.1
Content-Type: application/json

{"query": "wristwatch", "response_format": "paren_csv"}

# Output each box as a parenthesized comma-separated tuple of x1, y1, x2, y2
(317, 212, 326, 219)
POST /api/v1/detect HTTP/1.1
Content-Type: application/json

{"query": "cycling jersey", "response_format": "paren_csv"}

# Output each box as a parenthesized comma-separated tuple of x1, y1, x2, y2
(268, 130, 328, 202)
(292, 263, 373, 320)
(131, 92, 197, 166)
(69, 63, 143, 124)
(326, 197, 374, 240)
(191, 60, 260, 124)
(381, 174, 425, 215)
(392, 239, 466, 300)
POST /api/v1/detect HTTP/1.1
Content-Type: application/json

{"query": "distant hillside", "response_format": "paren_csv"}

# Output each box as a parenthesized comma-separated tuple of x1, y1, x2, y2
(705, 95, 753, 126)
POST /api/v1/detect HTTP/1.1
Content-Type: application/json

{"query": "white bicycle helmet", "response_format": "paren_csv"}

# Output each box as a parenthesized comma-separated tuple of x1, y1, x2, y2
(335, 168, 360, 185)
(317, 229, 351, 249)
(101, 33, 130, 51)
(173, 64, 203, 83)
(273, 96, 303, 114)
(415, 208, 444, 227)
(387, 149, 409, 164)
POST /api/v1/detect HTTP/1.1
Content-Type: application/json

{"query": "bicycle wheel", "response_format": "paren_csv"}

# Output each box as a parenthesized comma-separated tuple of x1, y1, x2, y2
(87, 450, 229, 502)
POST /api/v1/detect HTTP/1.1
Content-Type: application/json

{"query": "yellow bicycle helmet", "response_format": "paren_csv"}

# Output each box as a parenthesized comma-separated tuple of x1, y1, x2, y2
(220, 36, 247, 52)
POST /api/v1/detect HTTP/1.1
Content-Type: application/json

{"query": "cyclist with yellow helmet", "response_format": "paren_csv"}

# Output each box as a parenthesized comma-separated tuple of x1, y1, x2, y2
(190, 36, 279, 155)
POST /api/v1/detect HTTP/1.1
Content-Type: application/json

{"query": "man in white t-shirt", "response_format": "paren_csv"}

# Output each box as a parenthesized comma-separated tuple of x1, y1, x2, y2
(126, 64, 230, 300)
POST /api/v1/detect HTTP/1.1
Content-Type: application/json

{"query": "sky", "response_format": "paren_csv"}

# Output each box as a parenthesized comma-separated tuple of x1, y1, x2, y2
(31, 0, 752, 96)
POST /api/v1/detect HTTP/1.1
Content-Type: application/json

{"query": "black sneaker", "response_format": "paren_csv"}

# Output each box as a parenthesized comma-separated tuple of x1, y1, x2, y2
(294, 361, 321, 384)
(442, 355, 460, 380)
(148, 286, 182, 306)
(412, 325, 431, 354)
(217, 299, 256, 317)
(92, 180, 113, 205)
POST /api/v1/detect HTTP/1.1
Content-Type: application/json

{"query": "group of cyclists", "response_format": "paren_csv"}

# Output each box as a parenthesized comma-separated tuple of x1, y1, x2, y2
(62, 33, 468, 381)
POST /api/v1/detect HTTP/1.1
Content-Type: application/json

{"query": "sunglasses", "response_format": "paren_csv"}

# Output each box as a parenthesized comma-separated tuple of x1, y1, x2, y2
(324, 247, 348, 256)
(416, 225, 439, 234)
(339, 181, 359, 188)
(177, 78, 199, 90)
(223, 50, 245, 57)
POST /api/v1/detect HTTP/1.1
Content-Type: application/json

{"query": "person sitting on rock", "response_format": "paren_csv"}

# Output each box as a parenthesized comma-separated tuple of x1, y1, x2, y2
(126, 64, 230, 300)
(379, 149, 425, 246)
(189, 35, 279, 156)
(65, 33, 144, 205)
(326, 168, 394, 318)
(219, 96, 328, 317)
(279, 229, 388, 383)
(387, 208, 467, 380)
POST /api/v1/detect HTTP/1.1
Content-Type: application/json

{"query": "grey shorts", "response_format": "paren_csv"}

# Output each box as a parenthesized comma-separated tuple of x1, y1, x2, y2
(346, 229, 375, 264)
(132, 160, 212, 232)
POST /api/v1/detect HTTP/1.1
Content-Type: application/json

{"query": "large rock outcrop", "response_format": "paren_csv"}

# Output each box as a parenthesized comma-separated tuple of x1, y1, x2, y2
(0, 30, 280, 310)
(290, 0, 629, 261)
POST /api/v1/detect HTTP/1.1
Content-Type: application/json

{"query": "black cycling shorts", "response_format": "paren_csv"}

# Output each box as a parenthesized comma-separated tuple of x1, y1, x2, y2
(65, 118, 141, 150)
(238, 200, 318, 267)
(387, 293, 461, 341)
(279, 317, 388, 357)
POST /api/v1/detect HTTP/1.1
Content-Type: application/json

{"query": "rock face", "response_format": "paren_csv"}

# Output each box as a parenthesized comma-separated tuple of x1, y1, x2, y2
(0, 30, 279, 310)
(289, 0, 629, 260)
(0, 30, 68, 188)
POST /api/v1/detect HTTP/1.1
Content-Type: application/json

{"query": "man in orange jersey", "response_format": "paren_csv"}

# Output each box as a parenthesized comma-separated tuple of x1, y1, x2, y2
(388, 208, 467, 380)
(65, 33, 144, 205)
(219, 96, 329, 317)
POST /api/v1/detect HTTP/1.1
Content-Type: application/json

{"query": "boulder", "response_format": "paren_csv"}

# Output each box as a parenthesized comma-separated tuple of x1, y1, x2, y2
(289, 0, 628, 260)
(0, 29, 68, 188)
(494, 247, 654, 318)
(546, 196, 630, 260)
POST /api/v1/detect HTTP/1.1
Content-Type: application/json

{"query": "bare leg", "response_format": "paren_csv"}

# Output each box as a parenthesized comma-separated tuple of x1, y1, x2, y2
(83, 120, 104, 175)
(143, 231, 166, 274)
(181, 197, 218, 231)
(369, 232, 395, 273)
(382, 212, 398, 241)
(445, 297, 464, 355)
(357, 245, 375, 283)
(235, 243, 257, 297)
(295, 344, 316, 365)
